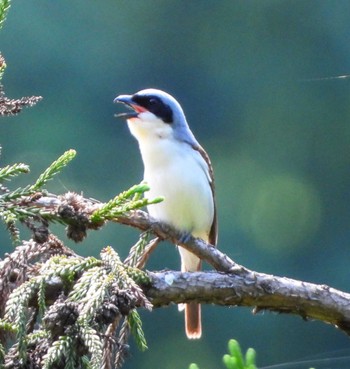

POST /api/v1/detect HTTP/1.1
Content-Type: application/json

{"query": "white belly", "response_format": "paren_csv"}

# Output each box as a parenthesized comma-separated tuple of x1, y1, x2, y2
(146, 163, 213, 238)
(141, 140, 213, 240)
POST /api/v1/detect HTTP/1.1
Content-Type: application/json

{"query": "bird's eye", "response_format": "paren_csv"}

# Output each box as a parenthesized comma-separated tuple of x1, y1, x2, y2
(149, 98, 158, 106)
(133, 95, 172, 123)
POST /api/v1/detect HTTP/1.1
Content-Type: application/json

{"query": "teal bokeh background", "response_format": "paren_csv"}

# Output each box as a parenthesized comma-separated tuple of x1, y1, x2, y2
(2, 1, 350, 367)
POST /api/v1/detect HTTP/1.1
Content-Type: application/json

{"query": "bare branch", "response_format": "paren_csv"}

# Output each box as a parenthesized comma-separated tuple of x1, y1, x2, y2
(145, 271, 350, 335)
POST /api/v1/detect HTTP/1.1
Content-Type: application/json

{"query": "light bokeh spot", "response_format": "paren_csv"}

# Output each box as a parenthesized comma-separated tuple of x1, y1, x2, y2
(239, 174, 322, 252)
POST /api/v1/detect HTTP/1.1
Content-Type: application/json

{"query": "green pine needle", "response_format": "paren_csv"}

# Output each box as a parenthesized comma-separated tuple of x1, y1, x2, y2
(91, 182, 163, 222)
(0, 0, 11, 30)
(0, 163, 29, 182)
(0, 344, 4, 365)
(78, 324, 103, 369)
(42, 335, 74, 369)
(0, 319, 16, 333)
(0, 150, 76, 207)
(37, 278, 47, 317)
(0, 62, 4, 82)
(128, 310, 148, 351)
(40, 255, 101, 282)
(124, 231, 152, 267)
(30, 149, 76, 191)
(76, 267, 109, 322)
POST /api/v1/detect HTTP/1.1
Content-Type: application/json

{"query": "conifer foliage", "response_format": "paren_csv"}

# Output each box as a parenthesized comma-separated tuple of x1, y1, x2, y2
(0, 149, 157, 368)
(0, 4, 160, 364)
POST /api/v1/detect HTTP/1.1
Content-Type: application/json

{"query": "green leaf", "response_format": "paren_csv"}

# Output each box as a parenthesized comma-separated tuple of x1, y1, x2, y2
(245, 348, 257, 368)
(223, 354, 239, 369)
(228, 339, 244, 369)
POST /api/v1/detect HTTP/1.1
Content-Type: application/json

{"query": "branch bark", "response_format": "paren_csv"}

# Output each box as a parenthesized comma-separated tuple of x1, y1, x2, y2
(110, 209, 350, 336)
(32, 194, 350, 336)
(116, 210, 244, 273)
(145, 271, 350, 335)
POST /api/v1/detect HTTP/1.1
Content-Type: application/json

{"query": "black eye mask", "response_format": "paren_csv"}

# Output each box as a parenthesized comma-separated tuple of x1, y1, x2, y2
(132, 95, 173, 123)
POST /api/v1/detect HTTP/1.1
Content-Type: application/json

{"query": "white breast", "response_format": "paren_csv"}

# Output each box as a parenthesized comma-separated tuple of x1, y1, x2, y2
(139, 136, 214, 241)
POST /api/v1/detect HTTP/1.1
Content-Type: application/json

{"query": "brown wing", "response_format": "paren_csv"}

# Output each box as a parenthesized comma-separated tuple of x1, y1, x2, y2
(192, 144, 218, 247)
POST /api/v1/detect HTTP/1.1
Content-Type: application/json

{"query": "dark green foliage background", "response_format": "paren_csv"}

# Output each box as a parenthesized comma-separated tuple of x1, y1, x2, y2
(1, 1, 350, 367)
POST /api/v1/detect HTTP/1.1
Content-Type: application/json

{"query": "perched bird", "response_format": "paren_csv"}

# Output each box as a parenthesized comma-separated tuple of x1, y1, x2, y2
(114, 88, 217, 339)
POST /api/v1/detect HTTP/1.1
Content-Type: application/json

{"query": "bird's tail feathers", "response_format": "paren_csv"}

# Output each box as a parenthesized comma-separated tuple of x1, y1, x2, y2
(178, 247, 202, 338)
(185, 302, 202, 339)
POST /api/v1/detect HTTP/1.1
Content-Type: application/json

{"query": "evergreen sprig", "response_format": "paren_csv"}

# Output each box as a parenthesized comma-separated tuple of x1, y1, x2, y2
(40, 255, 101, 282)
(0, 53, 6, 81)
(4, 276, 43, 359)
(4, 276, 41, 326)
(42, 335, 75, 369)
(124, 230, 152, 267)
(68, 265, 103, 303)
(128, 310, 148, 352)
(0, 163, 30, 183)
(0, 185, 33, 202)
(91, 183, 163, 222)
(0, 341, 4, 365)
(0, 0, 10, 30)
(38, 278, 47, 317)
(78, 324, 103, 369)
(0, 150, 75, 202)
(0, 150, 77, 242)
(0, 319, 16, 333)
(73, 266, 109, 322)
(30, 149, 76, 191)
(26, 329, 49, 345)
(101, 246, 152, 309)
(0, 318, 16, 361)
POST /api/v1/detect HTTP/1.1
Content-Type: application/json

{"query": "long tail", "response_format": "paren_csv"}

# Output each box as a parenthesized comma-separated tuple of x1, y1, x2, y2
(179, 247, 202, 339)
(185, 302, 201, 339)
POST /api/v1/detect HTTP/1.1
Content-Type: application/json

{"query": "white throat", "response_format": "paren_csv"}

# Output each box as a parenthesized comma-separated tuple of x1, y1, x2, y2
(127, 113, 173, 142)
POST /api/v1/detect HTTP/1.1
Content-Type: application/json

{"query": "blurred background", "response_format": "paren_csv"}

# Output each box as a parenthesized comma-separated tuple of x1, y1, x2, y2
(1, 1, 350, 368)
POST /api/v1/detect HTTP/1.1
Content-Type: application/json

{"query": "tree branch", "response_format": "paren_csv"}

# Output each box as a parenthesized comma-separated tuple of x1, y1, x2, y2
(23, 193, 350, 336)
(117, 210, 350, 335)
(115, 210, 243, 273)
(145, 270, 350, 335)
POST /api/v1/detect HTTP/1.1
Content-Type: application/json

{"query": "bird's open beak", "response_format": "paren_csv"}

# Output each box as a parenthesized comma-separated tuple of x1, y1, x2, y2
(114, 95, 147, 119)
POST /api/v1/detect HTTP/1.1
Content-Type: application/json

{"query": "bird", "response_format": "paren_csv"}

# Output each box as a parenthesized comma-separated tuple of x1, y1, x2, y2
(114, 88, 217, 339)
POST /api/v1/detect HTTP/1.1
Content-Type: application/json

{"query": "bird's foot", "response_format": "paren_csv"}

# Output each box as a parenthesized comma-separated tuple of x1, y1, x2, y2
(178, 232, 192, 244)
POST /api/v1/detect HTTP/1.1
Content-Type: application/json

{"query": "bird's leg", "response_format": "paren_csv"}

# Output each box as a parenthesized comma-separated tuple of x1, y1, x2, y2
(178, 231, 192, 245)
